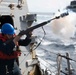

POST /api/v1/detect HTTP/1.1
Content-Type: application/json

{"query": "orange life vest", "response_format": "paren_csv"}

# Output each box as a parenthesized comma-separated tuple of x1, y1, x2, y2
(0, 34, 21, 60)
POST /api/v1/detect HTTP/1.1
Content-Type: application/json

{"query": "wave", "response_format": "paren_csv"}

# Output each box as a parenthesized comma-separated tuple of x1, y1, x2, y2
(40, 41, 75, 51)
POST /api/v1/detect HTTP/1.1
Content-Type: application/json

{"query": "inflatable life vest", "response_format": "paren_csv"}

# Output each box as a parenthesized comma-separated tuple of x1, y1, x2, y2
(0, 34, 21, 59)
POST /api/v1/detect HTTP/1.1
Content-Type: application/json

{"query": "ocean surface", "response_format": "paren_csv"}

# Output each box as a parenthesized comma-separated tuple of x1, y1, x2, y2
(33, 12, 76, 75)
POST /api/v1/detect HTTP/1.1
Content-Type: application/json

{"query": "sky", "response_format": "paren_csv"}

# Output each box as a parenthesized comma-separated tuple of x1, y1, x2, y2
(26, 0, 72, 13)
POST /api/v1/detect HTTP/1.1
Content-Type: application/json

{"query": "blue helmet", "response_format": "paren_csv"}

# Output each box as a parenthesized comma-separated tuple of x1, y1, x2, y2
(1, 23, 15, 34)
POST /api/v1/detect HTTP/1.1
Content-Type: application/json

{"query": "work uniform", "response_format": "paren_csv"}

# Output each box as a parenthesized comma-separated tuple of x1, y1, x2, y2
(0, 33, 31, 75)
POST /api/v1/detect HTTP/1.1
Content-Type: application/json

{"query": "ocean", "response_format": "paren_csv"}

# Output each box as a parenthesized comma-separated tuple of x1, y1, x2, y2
(33, 12, 76, 75)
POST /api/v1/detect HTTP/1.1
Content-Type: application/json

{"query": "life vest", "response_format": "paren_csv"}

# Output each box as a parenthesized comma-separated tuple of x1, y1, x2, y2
(0, 34, 21, 60)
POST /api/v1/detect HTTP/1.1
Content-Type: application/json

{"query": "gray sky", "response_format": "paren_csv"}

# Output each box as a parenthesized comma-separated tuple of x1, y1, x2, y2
(27, 0, 72, 13)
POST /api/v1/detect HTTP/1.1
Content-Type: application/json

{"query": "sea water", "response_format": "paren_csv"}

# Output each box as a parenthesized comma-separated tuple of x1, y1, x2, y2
(33, 12, 76, 75)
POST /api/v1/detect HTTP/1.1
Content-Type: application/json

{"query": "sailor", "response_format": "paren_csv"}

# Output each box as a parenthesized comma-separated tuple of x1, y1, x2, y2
(0, 23, 32, 75)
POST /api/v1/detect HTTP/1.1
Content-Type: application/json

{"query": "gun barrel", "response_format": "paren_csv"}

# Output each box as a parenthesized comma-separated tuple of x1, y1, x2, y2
(28, 21, 49, 30)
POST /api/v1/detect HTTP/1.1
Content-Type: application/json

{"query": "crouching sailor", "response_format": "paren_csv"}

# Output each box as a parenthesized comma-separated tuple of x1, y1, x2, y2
(0, 23, 32, 75)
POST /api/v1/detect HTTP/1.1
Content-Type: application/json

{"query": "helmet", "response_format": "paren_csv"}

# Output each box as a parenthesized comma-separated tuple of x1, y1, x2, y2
(1, 23, 15, 35)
